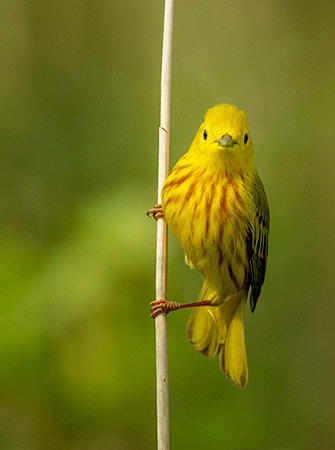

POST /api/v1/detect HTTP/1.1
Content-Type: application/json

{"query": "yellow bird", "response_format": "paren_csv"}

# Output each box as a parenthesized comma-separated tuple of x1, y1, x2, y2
(148, 104, 269, 387)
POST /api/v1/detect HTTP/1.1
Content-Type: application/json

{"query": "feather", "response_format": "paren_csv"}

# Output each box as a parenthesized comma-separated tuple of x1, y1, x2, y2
(247, 172, 270, 312)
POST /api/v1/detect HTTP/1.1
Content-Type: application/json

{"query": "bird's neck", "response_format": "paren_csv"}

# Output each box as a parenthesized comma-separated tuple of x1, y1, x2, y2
(185, 148, 254, 179)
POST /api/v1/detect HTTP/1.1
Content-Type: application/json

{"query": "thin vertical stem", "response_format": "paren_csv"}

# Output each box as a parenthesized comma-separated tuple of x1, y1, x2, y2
(155, 1, 174, 450)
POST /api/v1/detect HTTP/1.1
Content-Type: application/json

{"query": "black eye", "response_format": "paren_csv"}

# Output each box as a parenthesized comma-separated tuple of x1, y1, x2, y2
(244, 133, 249, 144)
(203, 129, 207, 140)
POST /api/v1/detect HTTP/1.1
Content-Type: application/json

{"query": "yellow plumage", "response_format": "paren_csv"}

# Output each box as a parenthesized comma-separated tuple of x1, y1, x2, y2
(161, 104, 269, 387)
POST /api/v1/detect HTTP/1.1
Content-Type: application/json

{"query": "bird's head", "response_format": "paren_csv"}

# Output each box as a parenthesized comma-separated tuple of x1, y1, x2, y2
(190, 104, 254, 172)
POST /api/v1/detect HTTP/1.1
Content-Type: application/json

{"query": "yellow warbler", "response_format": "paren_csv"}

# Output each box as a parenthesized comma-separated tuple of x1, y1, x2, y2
(148, 104, 269, 388)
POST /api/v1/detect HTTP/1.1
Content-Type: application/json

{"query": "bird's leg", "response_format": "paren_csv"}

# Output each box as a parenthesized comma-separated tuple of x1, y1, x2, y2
(151, 299, 212, 319)
(146, 204, 164, 221)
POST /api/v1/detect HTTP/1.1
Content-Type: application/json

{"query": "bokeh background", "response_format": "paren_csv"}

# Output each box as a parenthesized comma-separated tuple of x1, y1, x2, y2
(1, 1, 334, 449)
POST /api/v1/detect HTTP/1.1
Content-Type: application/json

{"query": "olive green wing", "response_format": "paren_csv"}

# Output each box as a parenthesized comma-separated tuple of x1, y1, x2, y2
(247, 172, 270, 312)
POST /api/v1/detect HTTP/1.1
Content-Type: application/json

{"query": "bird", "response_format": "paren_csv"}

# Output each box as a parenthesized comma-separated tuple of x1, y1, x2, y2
(147, 104, 269, 387)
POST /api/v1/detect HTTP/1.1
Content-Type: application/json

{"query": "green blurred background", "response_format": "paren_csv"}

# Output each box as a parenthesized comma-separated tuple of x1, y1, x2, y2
(0, 1, 334, 449)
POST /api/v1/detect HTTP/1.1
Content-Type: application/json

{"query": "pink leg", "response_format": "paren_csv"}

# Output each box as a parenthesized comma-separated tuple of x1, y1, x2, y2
(146, 204, 164, 221)
(151, 299, 212, 319)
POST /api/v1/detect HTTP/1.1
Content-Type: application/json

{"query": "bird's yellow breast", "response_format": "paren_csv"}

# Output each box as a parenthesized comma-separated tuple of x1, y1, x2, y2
(162, 160, 254, 300)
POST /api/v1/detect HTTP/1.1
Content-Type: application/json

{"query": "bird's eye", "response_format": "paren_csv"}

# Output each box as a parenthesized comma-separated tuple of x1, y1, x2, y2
(244, 133, 249, 144)
(203, 129, 208, 140)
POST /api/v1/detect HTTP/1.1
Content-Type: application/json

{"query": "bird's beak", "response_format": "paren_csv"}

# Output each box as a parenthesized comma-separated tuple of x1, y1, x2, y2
(216, 134, 237, 148)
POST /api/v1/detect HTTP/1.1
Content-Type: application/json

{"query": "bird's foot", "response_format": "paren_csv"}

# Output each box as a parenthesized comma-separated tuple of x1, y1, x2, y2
(150, 299, 213, 318)
(150, 299, 181, 318)
(146, 204, 164, 221)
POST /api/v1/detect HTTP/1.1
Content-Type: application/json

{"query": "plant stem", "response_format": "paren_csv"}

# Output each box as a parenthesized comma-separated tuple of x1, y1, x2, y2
(155, 1, 174, 450)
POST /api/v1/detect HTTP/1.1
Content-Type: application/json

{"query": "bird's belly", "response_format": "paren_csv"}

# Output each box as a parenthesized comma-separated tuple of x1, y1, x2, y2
(185, 216, 248, 298)
(162, 166, 253, 299)
(163, 185, 250, 298)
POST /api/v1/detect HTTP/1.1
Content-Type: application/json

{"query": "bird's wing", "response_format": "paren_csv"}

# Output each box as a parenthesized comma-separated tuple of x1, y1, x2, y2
(246, 172, 270, 312)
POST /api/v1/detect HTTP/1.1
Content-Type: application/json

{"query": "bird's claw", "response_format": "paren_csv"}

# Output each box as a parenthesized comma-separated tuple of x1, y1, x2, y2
(146, 204, 164, 221)
(150, 299, 180, 318)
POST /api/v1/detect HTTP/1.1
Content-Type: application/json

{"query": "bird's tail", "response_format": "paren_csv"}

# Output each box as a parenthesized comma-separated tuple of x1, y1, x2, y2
(187, 282, 248, 387)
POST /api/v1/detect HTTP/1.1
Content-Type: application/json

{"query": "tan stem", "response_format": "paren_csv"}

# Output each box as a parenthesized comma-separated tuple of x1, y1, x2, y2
(155, 2, 174, 450)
